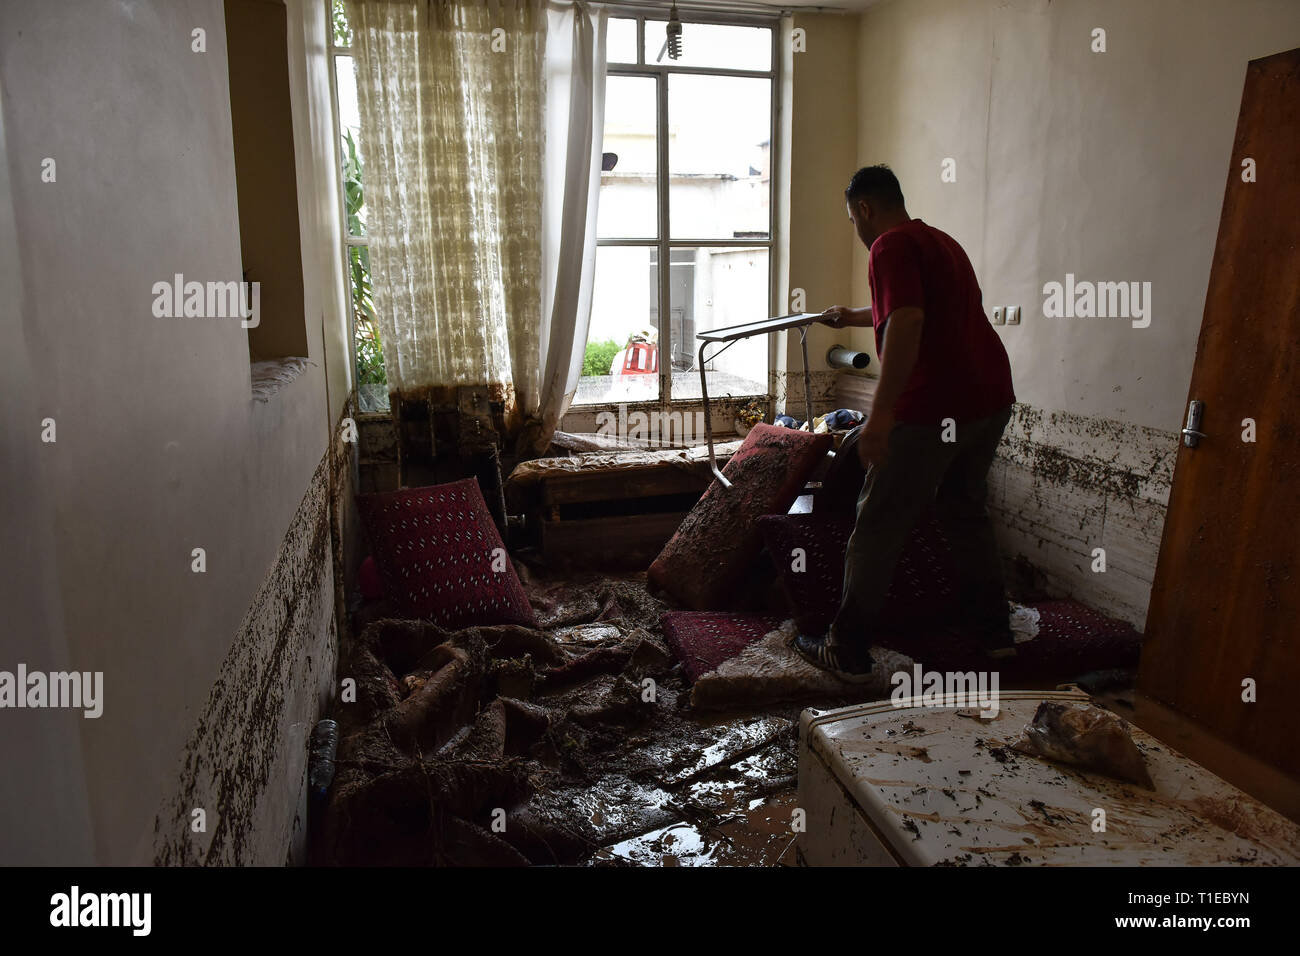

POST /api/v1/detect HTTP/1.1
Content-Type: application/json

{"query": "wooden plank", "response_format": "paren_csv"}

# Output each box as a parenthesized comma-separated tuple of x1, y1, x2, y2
(540, 467, 710, 506)
(457, 385, 497, 453)
(541, 512, 686, 571)
(833, 372, 877, 416)
(1139, 48, 1300, 781)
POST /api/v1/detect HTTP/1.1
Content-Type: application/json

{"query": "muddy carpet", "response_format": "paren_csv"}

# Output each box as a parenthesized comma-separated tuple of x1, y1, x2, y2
(313, 572, 805, 866)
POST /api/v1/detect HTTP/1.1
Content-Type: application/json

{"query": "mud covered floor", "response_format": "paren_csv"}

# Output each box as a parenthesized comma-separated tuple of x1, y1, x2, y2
(312, 569, 839, 866)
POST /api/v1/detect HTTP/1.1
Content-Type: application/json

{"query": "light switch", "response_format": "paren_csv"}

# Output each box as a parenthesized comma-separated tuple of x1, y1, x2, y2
(1007, 305, 1021, 325)
(991, 306, 1005, 325)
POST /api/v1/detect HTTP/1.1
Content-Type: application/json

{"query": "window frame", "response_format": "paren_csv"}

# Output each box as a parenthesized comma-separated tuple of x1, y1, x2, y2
(325, 2, 784, 417)
(326, 2, 374, 411)
(594, 10, 781, 411)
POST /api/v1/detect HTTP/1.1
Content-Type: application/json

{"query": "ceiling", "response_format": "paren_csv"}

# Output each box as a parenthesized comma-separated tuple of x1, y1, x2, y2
(751, 1, 885, 9)
(643, 0, 887, 13)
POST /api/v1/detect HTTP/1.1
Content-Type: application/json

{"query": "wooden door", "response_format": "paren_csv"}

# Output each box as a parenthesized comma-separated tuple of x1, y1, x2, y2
(1139, 48, 1300, 780)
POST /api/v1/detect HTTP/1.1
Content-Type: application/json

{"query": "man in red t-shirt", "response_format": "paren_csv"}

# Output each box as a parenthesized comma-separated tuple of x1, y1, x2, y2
(792, 165, 1017, 680)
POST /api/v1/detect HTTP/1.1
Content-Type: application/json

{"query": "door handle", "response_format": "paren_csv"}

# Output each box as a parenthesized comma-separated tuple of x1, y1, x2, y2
(1182, 399, 1206, 447)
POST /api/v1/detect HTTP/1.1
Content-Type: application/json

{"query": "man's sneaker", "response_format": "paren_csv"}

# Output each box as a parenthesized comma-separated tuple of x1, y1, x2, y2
(791, 633, 876, 683)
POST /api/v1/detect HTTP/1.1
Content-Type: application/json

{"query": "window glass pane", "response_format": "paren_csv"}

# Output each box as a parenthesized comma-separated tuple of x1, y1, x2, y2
(331, 0, 351, 47)
(351, 244, 390, 412)
(669, 246, 768, 401)
(644, 20, 771, 71)
(335, 56, 367, 237)
(575, 248, 661, 405)
(606, 17, 637, 63)
(598, 75, 657, 240)
(668, 74, 770, 240)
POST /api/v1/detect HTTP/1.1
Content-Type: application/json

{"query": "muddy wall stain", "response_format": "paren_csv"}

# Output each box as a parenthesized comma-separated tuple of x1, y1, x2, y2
(991, 404, 1179, 628)
(153, 407, 356, 865)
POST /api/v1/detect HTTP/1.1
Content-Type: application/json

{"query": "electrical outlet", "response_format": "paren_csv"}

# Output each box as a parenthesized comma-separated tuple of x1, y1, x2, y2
(1007, 305, 1021, 325)
(991, 306, 1005, 325)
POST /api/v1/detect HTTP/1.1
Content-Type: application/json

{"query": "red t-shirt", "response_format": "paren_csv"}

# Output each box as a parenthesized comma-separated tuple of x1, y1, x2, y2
(868, 219, 1015, 424)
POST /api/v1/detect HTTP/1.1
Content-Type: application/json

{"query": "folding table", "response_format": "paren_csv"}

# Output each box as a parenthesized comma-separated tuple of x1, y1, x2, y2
(696, 312, 826, 487)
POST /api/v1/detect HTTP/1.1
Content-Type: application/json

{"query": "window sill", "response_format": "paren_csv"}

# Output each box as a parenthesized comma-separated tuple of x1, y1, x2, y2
(251, 356, 312, 403)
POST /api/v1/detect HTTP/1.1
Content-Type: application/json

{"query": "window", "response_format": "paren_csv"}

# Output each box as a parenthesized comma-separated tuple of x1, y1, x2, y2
(578, 14, 777, 410)
(226, 0, 308, 363)
(327, 4, 779, 416)
(328, 1, 388, 412)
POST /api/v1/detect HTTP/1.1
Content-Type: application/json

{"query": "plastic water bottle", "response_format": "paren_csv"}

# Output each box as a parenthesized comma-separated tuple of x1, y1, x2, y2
(308, 719, 339, 805)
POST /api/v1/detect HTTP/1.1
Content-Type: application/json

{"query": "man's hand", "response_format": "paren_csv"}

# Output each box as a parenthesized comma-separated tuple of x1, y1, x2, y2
(856, 410, 895, 468)
(820, 305, 850, 328)
(820, 305, 869, 328)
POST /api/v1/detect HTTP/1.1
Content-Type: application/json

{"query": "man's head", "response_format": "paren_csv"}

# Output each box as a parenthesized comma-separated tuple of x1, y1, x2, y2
(844, 165, 908, 247)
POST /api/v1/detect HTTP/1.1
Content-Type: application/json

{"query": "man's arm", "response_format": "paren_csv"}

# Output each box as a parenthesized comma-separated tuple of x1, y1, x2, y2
(819, 305, 873, 328)
(856, 306, 924, 467)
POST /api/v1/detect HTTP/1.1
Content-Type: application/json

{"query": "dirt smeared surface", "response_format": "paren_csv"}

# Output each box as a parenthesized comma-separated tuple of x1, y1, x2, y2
(1001, 404, 1176, 502)
(313, 570, 806, 866)
(157, 450, 337, 866)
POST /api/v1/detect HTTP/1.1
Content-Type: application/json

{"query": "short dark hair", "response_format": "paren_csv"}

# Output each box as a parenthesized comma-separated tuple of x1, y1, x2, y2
(845, 165, 904, 207)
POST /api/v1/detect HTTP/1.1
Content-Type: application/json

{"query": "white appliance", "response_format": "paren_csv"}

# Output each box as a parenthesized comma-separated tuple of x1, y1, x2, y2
(797, 689, 1300, 866)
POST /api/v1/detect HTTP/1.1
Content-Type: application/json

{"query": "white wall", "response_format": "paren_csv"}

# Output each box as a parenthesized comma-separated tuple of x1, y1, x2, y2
(853, 0, 1300, 431)
(772, 12, 862, 418)
(0, 0, 350, 864)
(847, 0, 1300, 624)
(0, 81, 96, 865)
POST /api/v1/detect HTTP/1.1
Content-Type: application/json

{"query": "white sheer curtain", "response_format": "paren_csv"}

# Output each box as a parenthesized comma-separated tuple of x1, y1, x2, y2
(346, 0, 605, 450)
(526, 2, 606, 451)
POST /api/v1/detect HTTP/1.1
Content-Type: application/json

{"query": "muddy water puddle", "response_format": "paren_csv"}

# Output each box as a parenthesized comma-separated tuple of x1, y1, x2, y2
(586, 728, 801, 867)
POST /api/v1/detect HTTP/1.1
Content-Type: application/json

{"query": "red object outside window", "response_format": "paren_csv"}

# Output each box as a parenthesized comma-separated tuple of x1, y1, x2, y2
(619, 341, 658, 376)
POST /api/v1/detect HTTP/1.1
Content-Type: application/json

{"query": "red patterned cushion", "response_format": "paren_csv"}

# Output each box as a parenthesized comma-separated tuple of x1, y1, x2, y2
(1009, 600, 1142, 675)
(661, 611, 785, 682)
(648, 424, 832, 610)
(356, 479, 536, 629)
(869, 600, 1141, 680)
(757, 511, 959, 635)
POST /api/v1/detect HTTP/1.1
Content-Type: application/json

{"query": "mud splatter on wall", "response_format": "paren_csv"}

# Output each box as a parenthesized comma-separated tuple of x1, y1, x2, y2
(773, 369, 839, 421)
(154, 407, 358, 866)
(990, 404, 1178, 628)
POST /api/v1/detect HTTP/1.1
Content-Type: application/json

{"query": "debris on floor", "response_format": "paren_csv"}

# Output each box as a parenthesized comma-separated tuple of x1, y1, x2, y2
(314, 571, 809, 867)
(322, 554, 1177, 867)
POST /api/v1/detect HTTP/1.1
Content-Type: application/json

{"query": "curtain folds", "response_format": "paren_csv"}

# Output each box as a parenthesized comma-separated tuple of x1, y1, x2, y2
(531, 2, 606, 450)
(346, 0, 605, 450)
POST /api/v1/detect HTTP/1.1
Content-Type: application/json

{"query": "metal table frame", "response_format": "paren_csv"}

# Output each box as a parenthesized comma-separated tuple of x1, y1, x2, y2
(696, 312, 825, 488)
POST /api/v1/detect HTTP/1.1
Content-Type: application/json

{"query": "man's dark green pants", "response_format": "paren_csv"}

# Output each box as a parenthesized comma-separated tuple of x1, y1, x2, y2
(828, 405, 1014, 653)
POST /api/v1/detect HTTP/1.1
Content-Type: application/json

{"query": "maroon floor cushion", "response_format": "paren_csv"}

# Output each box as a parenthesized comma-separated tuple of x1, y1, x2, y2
(648, 424, 832, 610)
(356, 478, 536, 629)
(756, 511, 1141, 680)
(757, 511, 959, 635)
(661, 611, 785, 683)
(872, 600, 1141, 681)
